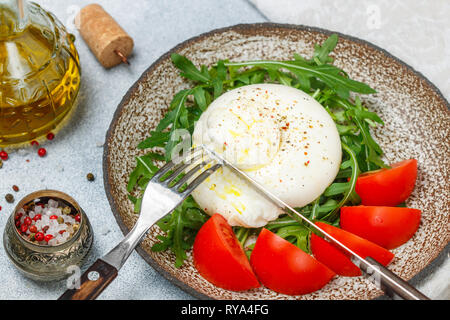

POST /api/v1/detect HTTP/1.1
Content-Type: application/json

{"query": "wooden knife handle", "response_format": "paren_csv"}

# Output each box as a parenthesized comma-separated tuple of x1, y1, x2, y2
(58, 259, 118, 300)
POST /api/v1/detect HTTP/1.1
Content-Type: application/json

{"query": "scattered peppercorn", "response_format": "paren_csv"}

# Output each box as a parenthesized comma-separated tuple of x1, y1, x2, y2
(46, 132, 55, 140)
(0, 151, 8, 160)
(30, 140, 39, 146)
(5, 193, 14, 203)
(12, 185, 19, 192)
(37, 148, 47, 157)
(86, 173, 95, 181)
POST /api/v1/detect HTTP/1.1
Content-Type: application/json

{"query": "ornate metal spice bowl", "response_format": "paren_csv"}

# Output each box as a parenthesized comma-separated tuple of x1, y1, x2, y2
(3, 190, 93, 281)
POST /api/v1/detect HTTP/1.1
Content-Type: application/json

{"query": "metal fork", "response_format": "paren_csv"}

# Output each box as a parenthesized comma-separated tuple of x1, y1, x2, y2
(59, 147, 221, 300)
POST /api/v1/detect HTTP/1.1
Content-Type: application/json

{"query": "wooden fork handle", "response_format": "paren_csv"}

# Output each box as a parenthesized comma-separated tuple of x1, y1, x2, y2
(58, 259, 118, 300)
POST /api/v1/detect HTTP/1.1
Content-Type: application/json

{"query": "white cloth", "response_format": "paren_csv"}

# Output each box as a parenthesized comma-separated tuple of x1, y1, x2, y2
(250, 0, 450, 101)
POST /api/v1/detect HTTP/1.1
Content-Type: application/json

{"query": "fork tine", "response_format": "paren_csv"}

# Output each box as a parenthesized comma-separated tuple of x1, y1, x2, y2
(172, 157, 215, 190)
(163, 153, 203, 186)
(181, 163, 222, 195)
(152, 147, 202, 181)
(151, 161, 174, 181)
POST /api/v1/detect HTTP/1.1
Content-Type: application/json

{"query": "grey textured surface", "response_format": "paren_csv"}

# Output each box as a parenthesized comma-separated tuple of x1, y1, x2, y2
(0, 0, 265, 300)
(0, 0, 447, 300)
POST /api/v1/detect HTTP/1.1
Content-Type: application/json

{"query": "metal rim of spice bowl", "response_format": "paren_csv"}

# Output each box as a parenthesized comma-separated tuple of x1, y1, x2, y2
(2, 189, 94, 282)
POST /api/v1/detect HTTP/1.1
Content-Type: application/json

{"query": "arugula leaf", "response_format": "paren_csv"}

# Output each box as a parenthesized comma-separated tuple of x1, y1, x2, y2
(128, 195, 142, 214)
(152, 196, 208, 268)
(171, 53, 210, 83)
(192, 87, 207, 111)
(127, 154, 158, 192)
(324, 182, 351, 196)
(224, 59, 376, 99)
(264, 216, 298, 230)
(164, 89, 192, 161)
(313, 34, 338, 65)
(138, 131, 170, 149)
(321, 142, 360, 222)
(277, 70, 293, 86)
(275, 225, 310, 253)
(213, 78, 223, 98)
(216, 60, 227, 80)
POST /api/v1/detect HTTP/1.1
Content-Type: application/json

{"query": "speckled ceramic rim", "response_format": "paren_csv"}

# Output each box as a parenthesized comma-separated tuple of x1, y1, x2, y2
(103, 23, 449, 300)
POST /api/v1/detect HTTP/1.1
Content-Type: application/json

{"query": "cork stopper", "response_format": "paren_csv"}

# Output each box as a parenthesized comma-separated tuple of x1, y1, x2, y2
(76, 4, 133, 68)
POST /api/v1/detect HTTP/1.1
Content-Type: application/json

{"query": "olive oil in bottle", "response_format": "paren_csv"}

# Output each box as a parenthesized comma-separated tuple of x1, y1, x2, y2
(0, 0, 81, 147)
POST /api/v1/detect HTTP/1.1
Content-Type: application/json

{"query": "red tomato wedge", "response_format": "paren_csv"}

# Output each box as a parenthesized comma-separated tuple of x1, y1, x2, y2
(340, 206, 421, 249)
(310, 233, 362, 276)
(355, 159, 417, 206)
(250, 228, 335, 295)
(193, 214, 260, 291)
(310, 222, 394, 276)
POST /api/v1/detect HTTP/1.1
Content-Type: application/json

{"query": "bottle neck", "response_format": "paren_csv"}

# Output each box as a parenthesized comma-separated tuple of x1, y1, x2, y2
(0, 0, 29, 38)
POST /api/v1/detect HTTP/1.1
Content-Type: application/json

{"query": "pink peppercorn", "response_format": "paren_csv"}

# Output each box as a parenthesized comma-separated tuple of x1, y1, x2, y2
(37, 148, 47, 157)
(46, 132, 55, 140)
(0, 151, 8, 160)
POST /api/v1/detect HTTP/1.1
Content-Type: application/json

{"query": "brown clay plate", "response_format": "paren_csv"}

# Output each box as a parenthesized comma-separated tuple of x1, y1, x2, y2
(103, 23, 450, 300)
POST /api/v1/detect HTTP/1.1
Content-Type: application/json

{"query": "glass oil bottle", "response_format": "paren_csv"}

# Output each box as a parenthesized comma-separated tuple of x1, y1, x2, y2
(0, 0, 81, 147)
